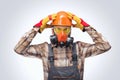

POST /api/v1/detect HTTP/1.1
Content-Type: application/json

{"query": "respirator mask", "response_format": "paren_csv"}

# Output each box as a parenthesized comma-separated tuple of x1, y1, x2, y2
(50, 26, 74, 47)
(50, 35, 74, 47)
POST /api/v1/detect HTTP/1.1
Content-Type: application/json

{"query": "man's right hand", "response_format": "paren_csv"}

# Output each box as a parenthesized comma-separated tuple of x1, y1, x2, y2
(33, 19, 46, 33)
(33, 14, 57, 33)
(33, 18, 50, 33)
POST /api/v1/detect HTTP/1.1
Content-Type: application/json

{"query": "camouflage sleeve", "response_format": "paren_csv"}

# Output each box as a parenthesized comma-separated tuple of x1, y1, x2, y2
(14, 28, 44, 58)
(77, 26, 111, 58)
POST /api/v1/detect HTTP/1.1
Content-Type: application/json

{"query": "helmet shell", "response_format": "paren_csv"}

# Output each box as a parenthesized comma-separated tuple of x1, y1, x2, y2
(51, 11, 72, 26)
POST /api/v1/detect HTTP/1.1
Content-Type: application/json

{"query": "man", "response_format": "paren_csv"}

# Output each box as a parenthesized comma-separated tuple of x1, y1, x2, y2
(14, 11, 111, 80)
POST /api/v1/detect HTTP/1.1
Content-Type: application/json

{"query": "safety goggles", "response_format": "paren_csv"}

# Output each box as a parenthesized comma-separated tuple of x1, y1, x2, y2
(53, 26, 71, 34)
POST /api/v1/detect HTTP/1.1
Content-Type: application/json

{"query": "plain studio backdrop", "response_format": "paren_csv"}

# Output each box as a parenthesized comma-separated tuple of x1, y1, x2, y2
(0, 0, 119, 80)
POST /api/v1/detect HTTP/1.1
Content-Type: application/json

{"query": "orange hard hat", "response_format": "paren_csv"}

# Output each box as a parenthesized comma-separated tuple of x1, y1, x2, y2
(51, 11, 72, 26)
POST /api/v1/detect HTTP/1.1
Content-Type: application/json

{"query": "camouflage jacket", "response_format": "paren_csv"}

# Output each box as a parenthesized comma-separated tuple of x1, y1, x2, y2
(14, 26, 111, 80)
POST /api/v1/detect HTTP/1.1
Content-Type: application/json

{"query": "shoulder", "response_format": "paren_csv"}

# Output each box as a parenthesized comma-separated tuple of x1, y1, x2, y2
(29, 42, 49, 51)
(36, 42, 49, 48)
(75, 41, 91, 48)
(34, 42, 49, 57)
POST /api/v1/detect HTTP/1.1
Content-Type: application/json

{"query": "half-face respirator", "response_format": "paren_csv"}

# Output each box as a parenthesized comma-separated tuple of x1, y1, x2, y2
(50, 35, 74, 47)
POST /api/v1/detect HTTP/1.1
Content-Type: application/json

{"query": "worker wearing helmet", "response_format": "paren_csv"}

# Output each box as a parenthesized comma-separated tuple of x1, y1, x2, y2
(14, 11, 111, 80)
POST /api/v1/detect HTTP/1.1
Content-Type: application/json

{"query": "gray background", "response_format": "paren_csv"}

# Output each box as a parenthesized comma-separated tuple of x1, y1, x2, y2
(0, 0, 119, 80)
